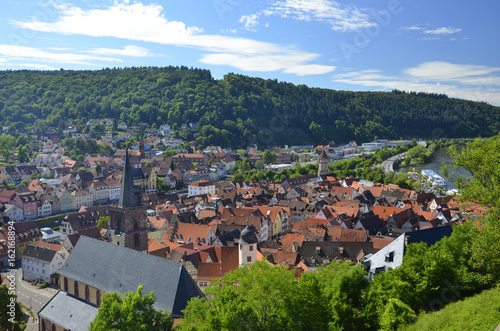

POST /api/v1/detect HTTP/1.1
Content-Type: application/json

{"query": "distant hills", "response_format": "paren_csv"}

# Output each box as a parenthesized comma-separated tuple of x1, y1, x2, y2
(0, 66, 499, 148)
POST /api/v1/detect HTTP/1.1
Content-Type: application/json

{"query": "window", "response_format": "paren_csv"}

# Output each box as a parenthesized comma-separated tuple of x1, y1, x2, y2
(85, 285, 90, 301)
(74, 281, 79, 297)
(385, 251, 395, 263)
(247, 256, 252, 263)
(249, 245, 254, 251)
(96, 290, 101, 306)
(134, 220, 139, 230)
(134, 233, 140, 247)
(63, 277, 68, 291)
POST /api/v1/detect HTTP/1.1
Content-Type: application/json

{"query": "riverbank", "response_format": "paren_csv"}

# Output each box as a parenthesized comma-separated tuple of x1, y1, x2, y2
(396, 143, 438, 168)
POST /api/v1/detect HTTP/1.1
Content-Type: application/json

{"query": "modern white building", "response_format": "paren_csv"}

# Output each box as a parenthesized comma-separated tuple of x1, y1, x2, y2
(21, 245, 67, 284)
(41, 228, 65, 244)
(188, 180, 216, 197)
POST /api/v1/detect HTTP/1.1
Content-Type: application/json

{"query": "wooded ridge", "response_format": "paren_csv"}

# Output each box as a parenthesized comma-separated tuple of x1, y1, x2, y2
(1, 66, 499, 148)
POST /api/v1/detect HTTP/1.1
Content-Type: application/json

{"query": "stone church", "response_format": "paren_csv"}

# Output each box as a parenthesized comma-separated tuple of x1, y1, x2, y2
(108, 149, 149, 252)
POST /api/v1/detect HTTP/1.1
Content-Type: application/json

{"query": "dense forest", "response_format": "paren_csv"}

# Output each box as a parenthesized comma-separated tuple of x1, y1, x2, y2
(0, 66, 499, 148)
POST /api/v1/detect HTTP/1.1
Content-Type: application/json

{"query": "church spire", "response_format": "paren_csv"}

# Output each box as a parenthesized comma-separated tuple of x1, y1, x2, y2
(118, 148, 137, 208)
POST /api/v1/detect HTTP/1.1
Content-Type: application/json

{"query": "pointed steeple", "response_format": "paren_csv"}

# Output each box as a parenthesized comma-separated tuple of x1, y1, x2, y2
(118, 148, 137, 208)
(319, 148, 328, 160)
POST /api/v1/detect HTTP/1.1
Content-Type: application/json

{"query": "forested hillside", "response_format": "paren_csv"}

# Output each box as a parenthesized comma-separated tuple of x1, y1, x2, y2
(0, 67, 499, 148)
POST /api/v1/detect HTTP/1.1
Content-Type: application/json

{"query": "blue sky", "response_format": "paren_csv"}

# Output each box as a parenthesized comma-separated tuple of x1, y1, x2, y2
(1, 0, 500, 105)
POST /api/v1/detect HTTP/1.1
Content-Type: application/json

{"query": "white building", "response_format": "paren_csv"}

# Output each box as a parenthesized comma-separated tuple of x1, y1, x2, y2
(361, 234, 405, 279)
(188, 180, 216, 197)
(37, 198, 52, 217)
(41, 228, 65, 244)
(238, 226, 258, 266)
(21, 245, 67, 284)
(104, 178, 121, 201)
(3, 204, 23, 222)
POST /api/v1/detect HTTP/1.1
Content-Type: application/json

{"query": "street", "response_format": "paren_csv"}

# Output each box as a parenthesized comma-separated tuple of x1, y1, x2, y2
(11, 268, 57, 330)
(382, 151, 409, 173)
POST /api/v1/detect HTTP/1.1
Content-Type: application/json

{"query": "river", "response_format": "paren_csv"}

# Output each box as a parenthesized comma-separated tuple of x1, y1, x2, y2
(396, 147, 469, 190)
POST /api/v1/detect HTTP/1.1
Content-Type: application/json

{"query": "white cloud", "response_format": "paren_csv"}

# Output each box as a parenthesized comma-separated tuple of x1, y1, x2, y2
(88, 45, 151, 57)
(12, 2, 333, 76)
(283, 64, 336, 76)
(333, 62, 500, 105)
(405, 62, 500, 82)
(262, 0, 375, 31)
(400, 25, 463, 40)
(200, 51, 324, 73)
(400, 25, 423, 31)
(239, 14, 260, 31)
(0, 45, 121, 65)
(424, 26, 462, 35)
(10, 63, 58, 70)
(220, 29, 237, 35)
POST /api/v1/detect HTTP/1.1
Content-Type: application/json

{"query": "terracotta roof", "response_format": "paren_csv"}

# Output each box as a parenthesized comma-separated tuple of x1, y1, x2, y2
(326, 225, 344, 241)
(363, 186, 385, 198)
(370, 237, 394, 252)
(339, 229, 366, 242)
(198, 209, 216, 219)
(148, 216, 167, 230)
(373, 205, 411, 220)
(280, 233, 305, 252)
(148, 238, 168, 255)
(37, 242, 63, 251)
(274, 251, 299, 265)
(173, 223, 212, 243)
(417, 211, 439, 221)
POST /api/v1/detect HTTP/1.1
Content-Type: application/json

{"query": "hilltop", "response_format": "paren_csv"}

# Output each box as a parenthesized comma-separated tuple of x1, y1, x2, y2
(0, 67, 499, 148)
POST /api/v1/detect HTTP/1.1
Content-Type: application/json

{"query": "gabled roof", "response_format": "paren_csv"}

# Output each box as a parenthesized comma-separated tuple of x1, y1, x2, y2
(38, 291, 98, 331)
(21, 244, 57, 262)
(58, 236, 203, 317)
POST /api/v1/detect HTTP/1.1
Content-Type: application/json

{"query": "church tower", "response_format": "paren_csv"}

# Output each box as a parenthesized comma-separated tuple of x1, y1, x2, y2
(318, 148, 329, 176)
(108, 149, 149, 252)
(238, 225, 258, 266)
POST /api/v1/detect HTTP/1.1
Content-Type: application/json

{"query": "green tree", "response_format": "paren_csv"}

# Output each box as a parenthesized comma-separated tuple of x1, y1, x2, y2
(179, 261, 298, 331)
(443, 134, 500, 284)
(161, 149, 177, 158)
(90, 285, 172, 331)
(0, 284, 26, 330)
(17, 145, 28, 163)
(262, 150, 276, 165)
(97, 216, 110, 229)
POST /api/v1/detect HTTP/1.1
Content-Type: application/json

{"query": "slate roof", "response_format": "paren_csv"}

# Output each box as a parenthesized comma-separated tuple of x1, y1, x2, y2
(38, 291, 98, 331)
(356, 215, 384, 236)
(117, 149, 137, 209)
(21, 244, 57, 263)
(406, 225, 453, 246)
(58, 236, 203, 317)
(299, 241, 373, 266)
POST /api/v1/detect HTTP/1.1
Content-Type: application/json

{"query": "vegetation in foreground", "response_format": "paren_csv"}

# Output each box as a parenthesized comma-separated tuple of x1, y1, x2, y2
(403, 286, 500, 331)
(176, 134, 500, 330)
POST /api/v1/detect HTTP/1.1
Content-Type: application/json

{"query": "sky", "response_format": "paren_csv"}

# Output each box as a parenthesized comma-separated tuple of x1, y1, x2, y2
(1, 0, 500, 105)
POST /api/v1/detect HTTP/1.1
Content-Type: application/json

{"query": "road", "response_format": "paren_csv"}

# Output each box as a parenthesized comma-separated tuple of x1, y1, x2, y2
(382, 151, 409, 173)
(12, 268, 57, 330)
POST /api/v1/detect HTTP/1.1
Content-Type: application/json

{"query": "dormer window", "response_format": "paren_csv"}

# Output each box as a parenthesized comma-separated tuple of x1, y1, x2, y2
(385, 251, 395, 263)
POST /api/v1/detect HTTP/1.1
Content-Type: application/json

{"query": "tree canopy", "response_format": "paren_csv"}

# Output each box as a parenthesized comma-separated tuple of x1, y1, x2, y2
(0, 67, 498, 149)
(89, 285, 172, 331)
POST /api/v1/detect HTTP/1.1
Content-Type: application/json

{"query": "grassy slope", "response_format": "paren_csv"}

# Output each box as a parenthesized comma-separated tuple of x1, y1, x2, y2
(403, 286, 500, 331)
